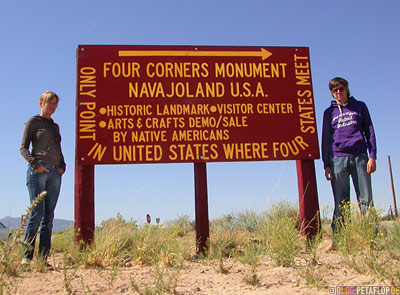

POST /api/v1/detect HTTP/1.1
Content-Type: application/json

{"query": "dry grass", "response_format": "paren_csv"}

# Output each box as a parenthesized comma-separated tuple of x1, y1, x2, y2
(1, 200, 399, 294)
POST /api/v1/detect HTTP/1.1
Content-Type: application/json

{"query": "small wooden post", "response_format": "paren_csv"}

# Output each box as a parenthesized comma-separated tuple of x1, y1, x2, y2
(194, 162, 210, 254)
(74, 164, 95, 245)
(388, 155, 398, 218)
(296, 159, 321, 237)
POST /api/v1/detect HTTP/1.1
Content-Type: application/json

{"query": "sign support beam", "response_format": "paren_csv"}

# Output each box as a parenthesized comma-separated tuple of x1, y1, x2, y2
(194, 162, 210, 254)
(296, 159, 321, 237)
(74, 164, 95, 245)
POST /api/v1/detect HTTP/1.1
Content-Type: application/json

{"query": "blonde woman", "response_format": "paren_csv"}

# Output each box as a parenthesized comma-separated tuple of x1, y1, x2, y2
(20, 91, 66, 268)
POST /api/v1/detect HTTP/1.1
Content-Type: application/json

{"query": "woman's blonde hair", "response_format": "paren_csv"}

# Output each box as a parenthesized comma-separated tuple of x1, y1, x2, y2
(40, 91, 59, 104)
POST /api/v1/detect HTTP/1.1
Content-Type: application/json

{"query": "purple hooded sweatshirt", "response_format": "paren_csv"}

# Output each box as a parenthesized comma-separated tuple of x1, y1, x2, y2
(321, 97, 377, 169)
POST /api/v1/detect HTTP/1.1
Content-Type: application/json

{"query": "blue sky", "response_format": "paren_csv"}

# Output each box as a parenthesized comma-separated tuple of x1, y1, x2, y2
(1, 1, 399, 225)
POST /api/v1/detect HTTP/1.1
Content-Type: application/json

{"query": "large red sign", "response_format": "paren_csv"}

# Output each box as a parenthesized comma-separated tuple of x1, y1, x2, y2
(76, 45, 319, 165)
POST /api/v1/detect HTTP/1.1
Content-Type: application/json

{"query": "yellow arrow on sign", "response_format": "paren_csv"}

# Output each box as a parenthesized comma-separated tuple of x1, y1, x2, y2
(119, 48, 273, 60)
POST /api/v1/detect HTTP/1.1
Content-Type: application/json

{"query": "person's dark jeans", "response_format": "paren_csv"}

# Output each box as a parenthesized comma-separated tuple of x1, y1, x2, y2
(24, 163, 62, 260)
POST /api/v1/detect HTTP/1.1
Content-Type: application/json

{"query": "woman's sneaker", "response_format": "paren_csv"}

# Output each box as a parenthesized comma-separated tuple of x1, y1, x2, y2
(20, 258, 31, 269)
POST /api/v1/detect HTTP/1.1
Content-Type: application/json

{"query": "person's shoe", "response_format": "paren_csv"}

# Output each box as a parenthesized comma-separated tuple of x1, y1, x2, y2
(20, 258, 31, 265)
(20, 258, 31, 268)
(44, 262, 54, 271)
(328, 242, 337, 251)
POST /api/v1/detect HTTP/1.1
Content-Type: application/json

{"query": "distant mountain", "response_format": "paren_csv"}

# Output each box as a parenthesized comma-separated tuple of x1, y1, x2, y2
(0, 216, 73, 232)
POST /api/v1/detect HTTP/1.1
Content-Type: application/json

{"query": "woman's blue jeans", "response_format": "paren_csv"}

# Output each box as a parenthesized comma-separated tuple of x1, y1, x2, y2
(24, 164, 62, 260)
(330, 154, 373, 232)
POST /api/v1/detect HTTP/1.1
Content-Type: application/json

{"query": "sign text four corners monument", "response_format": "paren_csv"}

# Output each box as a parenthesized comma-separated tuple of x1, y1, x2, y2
(75, 45, 321, 250)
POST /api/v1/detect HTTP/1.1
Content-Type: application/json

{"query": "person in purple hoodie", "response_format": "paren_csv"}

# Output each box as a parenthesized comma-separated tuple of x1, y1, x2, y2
(321, 77, 377, 233)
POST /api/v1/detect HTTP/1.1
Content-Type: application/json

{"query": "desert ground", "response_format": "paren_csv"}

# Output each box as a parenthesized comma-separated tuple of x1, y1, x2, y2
(13, 237, 390, 295)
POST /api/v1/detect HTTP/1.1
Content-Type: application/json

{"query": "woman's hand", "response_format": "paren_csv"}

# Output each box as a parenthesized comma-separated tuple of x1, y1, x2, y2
(35, 166, 49, 173)
(325, 167, 333, 181)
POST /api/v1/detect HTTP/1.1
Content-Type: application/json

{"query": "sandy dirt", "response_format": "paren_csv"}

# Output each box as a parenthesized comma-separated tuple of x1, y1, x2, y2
(13, 238, 387, 295)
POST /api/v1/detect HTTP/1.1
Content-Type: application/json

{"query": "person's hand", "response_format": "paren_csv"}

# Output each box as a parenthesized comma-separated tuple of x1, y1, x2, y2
(325, 167, 333, 181)
(59, 168, 65, 175)
(35, 166, 49, 173)
(367, 158, 376, 174)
